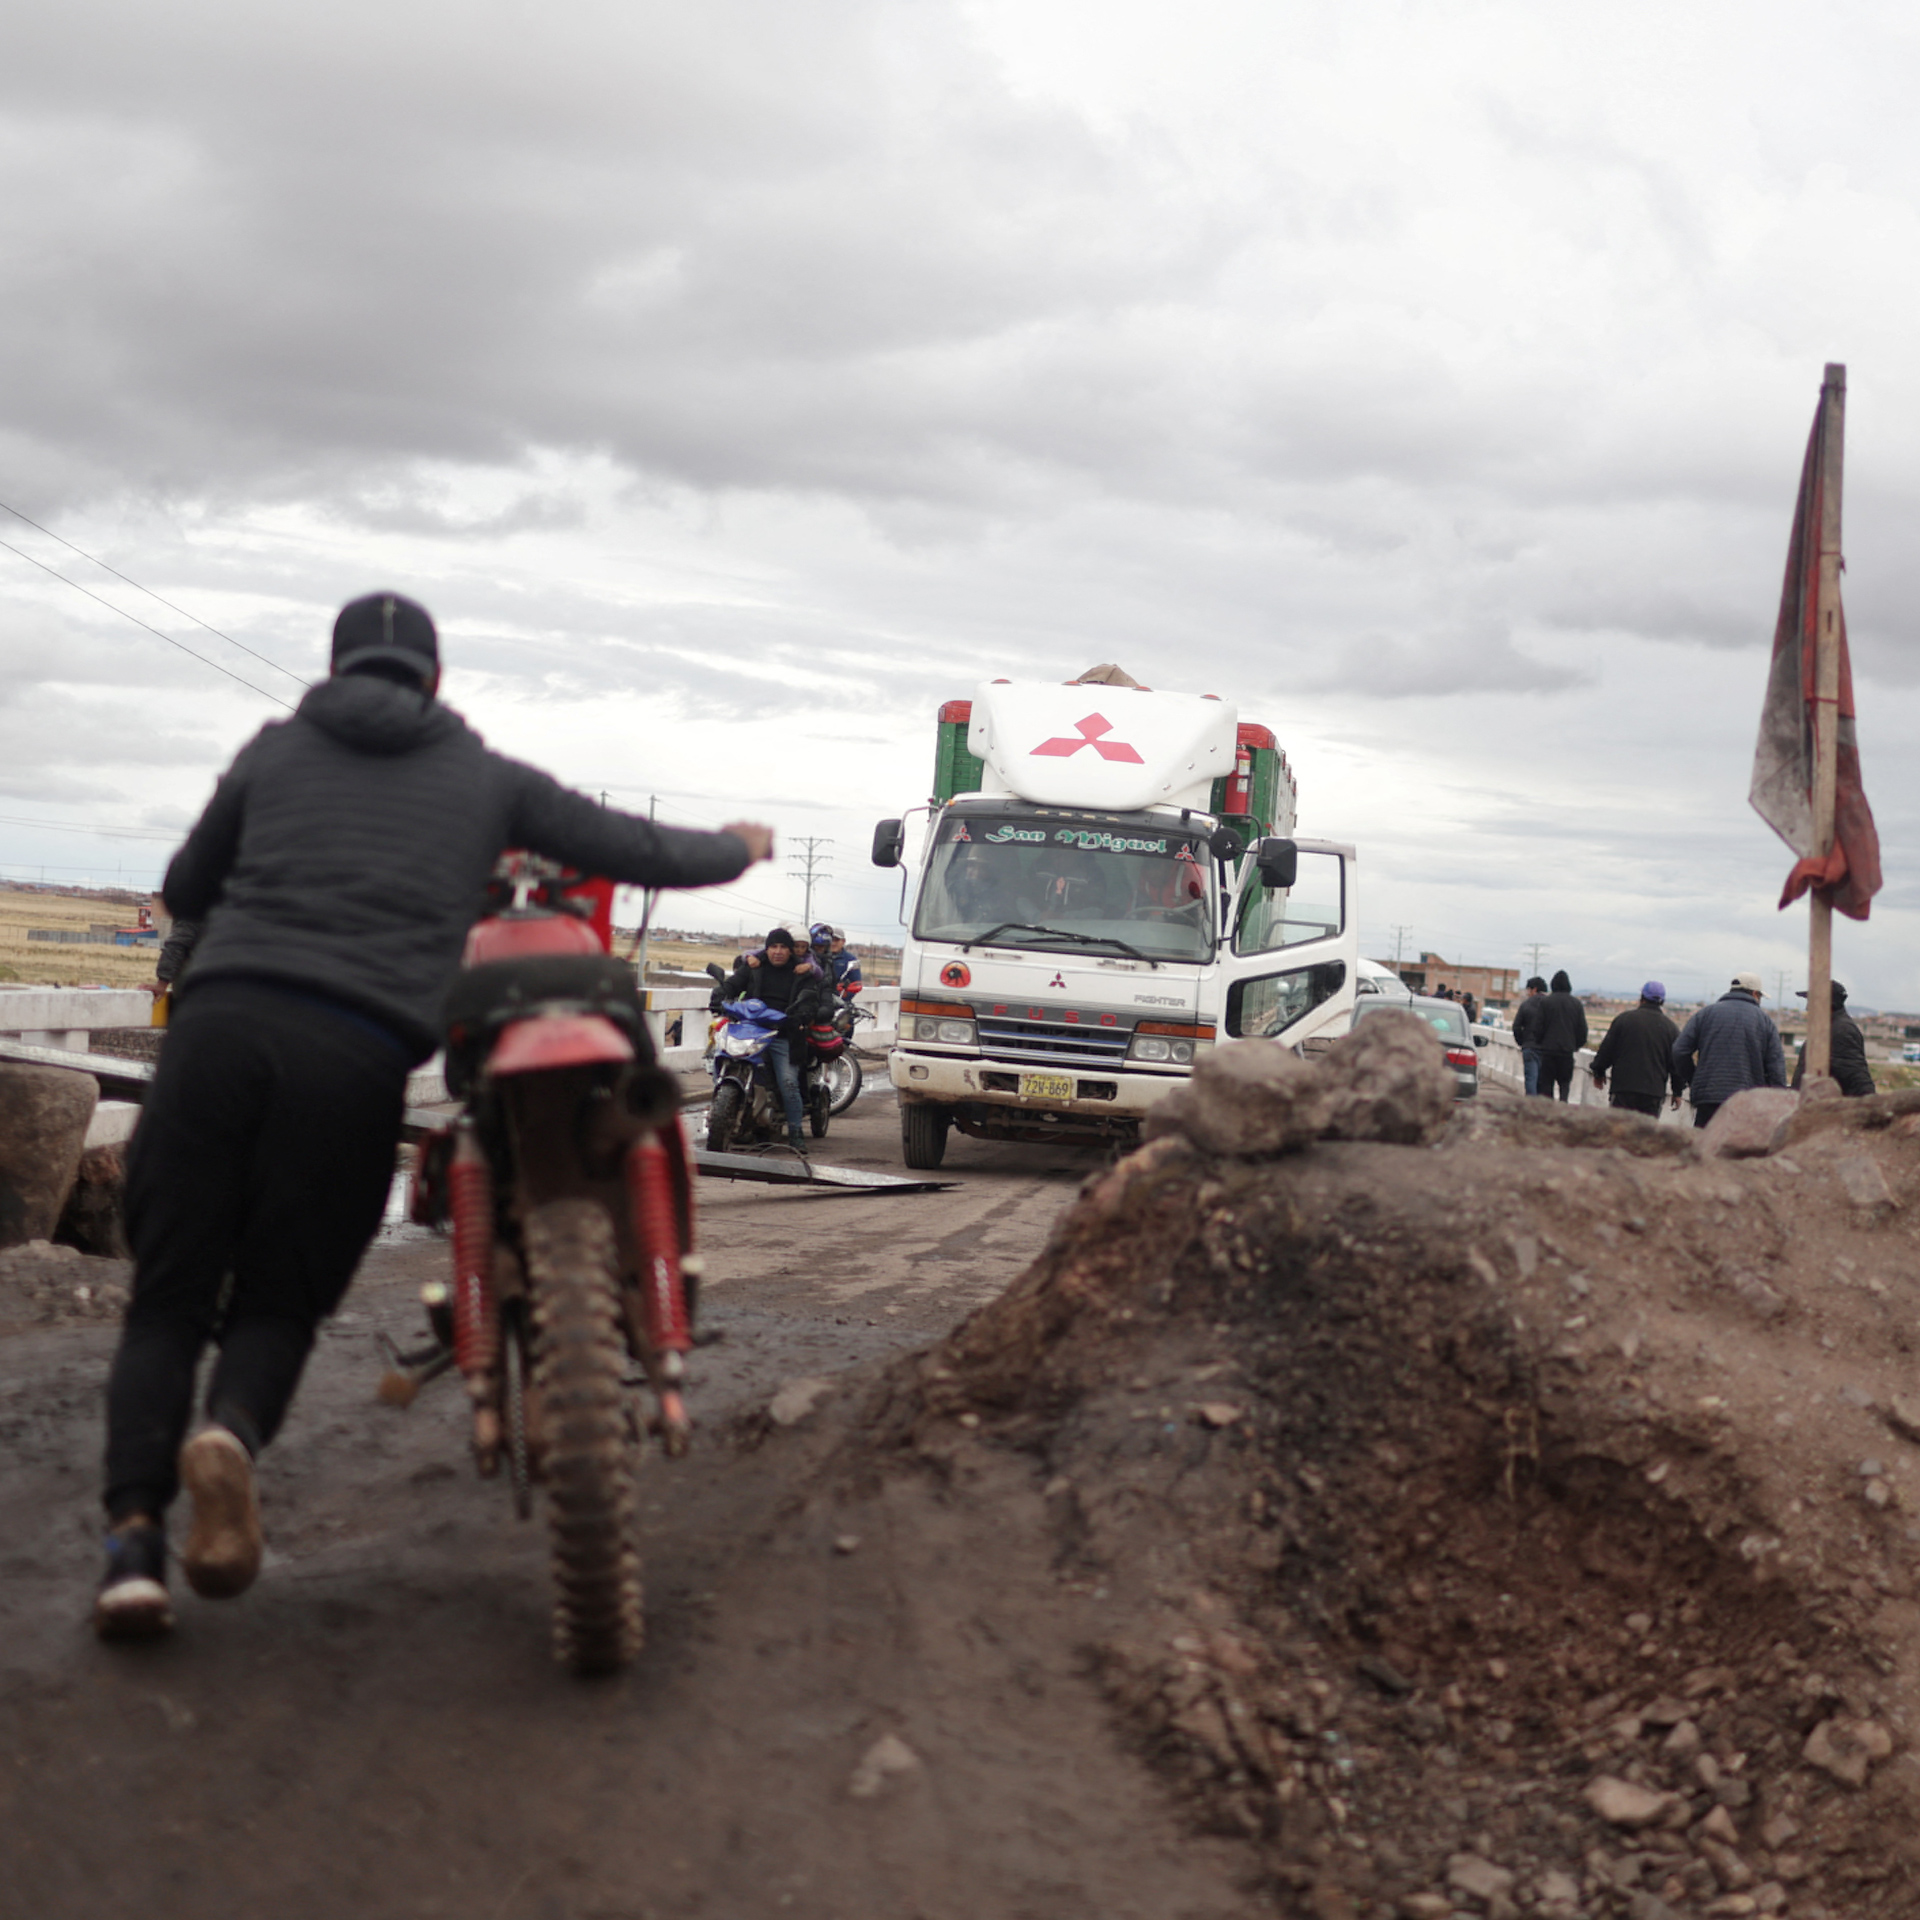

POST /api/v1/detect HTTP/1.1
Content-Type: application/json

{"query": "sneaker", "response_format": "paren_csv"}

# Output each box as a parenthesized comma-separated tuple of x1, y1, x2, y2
(178, 1426, 263, 1599)
(94, 1520, 173, 1641)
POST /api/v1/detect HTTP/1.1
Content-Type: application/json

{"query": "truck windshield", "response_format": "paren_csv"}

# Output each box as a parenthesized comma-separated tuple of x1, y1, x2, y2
(914, 816, 1215, 964)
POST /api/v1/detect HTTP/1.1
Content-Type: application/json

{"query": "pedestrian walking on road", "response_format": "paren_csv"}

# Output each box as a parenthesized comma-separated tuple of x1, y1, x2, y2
(1671, 972, 1786, 1129)
(93, 592, 773, 1643)
(1589, 981, 1681, 1118)
(1533, 970, 1589, 1102)
(1461, 990, 1479, 1024)
(1512, 976, 1548, 1095)
(1790, 980, 1876, 1097)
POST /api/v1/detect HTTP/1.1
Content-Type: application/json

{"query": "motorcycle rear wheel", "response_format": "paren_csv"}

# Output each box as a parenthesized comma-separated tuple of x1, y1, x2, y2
(824, 1052, 862, 1117)
(525, 1198, 642, 1675)
(706, 1080, 743, 1153)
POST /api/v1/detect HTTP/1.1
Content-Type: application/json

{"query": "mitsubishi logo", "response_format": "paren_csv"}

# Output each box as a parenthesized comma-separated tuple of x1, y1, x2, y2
(1031, 713, 1144, 764)
(1047, 973, 1066, 988)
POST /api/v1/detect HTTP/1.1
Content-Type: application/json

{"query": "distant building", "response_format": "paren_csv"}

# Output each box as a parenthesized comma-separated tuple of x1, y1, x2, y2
(1384, 951, 1521, 1009)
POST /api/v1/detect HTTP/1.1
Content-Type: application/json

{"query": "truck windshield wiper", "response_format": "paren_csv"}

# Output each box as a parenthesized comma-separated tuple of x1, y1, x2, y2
(965, 922, 1159, 966)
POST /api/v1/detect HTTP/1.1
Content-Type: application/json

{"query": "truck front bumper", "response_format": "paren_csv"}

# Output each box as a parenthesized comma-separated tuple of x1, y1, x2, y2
(888, 1048, 1184, 1128)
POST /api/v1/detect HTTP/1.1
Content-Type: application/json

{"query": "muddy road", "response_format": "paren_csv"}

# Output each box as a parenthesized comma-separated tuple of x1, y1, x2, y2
(0, 1089, 1257, 1920)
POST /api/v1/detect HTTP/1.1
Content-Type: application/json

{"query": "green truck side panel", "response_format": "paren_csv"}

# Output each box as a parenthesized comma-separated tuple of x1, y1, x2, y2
(1206, 745, 1283, 840)
(934, 720, 986, 802)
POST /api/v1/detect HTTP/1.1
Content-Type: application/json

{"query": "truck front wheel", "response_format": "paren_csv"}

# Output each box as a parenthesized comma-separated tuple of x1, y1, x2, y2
(901, 1102, 950, 1170)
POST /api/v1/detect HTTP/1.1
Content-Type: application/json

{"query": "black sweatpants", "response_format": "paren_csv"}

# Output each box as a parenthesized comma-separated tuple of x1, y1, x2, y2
(104, 981, 410, 1522)
(1609, 1090, 1664, 1118)
(1537, 1049, 1575, 1101)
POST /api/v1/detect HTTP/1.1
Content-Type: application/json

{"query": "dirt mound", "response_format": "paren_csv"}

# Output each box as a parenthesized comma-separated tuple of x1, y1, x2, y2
(856, 1079, 1920, 1918)
(0, 1238, 130, 1331)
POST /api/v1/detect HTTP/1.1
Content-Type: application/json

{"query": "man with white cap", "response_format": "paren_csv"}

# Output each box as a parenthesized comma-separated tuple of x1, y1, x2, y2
(1589, 981, 1682, 1119)
(1671, 971, 1787, 1129)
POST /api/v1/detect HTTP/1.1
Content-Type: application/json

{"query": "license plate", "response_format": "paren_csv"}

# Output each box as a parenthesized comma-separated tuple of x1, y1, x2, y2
(1021, 1072, 1075, 1102)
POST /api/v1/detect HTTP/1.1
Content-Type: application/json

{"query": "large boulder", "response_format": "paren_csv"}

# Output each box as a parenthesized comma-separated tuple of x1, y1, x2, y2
(56, 1141, 130, 1258)
(0, 1064, 98, 1249)
(1141, 1011, 1454, 1158)
(1143, 1041, 1331, 1157)
(1699, 1087, 1800, 1159)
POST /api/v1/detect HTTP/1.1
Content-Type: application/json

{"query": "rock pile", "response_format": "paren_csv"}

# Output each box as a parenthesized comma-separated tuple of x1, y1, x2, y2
(884, 1039, 1920, 1916)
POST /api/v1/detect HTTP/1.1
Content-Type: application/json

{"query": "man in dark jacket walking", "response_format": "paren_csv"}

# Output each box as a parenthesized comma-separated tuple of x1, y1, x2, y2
(1672, 972, 1787, 1129)
(1512, 976, 1548, 1095)
(94, 592, 773, 1642)
(1590, 981, 1681, 1118)
(1534, 969, 1589, 1102)
(1791, 981, 1877, 1097)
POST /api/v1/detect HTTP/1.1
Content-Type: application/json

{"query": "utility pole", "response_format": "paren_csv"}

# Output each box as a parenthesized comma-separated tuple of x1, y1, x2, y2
(787, 836, 834, 927)
(1524, 942, 1549, 978)
(1390, 924, 1412, 966)
(633, 796, 659, 988)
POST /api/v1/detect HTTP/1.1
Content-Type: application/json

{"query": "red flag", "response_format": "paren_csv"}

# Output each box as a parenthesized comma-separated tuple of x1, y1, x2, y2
(1747, 380, 1882, 920)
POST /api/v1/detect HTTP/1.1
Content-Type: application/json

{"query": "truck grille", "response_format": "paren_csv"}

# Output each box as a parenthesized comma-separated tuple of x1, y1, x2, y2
(975, 1016, 1132, 1071)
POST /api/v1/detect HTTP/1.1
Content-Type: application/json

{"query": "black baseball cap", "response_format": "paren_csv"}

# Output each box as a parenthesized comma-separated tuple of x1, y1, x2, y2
(331, 593, 439, 682)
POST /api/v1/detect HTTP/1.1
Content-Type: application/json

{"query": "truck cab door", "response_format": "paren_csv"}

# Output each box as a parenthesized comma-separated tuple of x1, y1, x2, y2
(1217, 839, 1358, 1053)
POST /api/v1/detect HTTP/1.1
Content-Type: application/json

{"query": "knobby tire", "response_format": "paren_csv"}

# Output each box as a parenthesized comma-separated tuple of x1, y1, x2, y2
(525, 1199, 642, 1675)
(707, 1081, 743, 1153)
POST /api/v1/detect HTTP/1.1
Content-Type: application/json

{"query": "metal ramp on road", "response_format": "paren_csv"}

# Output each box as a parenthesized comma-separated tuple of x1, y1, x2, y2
(0, 1036, 952, 1195)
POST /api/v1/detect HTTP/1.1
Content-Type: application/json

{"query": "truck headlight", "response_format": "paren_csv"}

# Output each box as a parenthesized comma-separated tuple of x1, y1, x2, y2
(910, 1015, 976, 1044)
(1127, 1024, 1214, 1066)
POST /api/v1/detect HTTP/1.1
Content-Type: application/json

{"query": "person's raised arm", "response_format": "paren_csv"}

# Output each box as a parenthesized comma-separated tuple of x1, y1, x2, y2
(503, 759, 771, 888)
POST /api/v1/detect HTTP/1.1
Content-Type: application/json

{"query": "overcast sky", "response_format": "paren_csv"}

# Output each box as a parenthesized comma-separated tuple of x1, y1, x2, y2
(6, 0, 1920, 1003)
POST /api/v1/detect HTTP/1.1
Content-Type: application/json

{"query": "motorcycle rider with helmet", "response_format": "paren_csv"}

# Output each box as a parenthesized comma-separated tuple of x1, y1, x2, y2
(715, 927, 830, 1152)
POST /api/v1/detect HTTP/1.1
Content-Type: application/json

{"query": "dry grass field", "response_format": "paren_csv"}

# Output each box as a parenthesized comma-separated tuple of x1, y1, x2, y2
(0, 887, 161, 988)
(0, 893, 899, 991)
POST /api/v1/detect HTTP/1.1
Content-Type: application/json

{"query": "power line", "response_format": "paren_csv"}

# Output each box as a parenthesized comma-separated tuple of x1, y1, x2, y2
(0, 535, 297, 712)
(0, 809, 181, 842)
(786, 836, 834, 926)
(0, 499, 308, 686)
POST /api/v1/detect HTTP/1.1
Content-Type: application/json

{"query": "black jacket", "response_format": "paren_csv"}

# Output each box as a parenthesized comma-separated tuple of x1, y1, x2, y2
(1512, 994, 1546, 1047)
(1792, 1011, 1876, 1098)
(163, 675, 750, 1061)
(718, 953, 829, 1029)
(1591, 1000, 1681, 1099)
(1535, 989, 1589, 1055)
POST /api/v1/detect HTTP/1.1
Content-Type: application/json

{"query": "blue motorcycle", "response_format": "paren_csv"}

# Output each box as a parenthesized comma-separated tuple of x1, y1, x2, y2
(704, 995, 829, 1150)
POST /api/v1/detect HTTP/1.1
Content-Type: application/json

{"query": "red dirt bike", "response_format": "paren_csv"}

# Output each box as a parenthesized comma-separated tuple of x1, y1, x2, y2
(391, 856, 699, 1674)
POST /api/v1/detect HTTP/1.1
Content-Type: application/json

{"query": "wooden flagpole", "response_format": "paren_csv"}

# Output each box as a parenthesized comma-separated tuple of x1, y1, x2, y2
(1806, 361, 1846, 1081)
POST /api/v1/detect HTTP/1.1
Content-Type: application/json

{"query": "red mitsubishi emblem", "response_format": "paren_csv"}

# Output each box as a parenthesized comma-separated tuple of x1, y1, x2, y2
(1031, 712, 1144, 763)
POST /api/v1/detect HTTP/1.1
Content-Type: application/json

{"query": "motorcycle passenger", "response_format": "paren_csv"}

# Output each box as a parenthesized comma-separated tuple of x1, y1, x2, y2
(826, 926, 862, 996)
(718, 927, 827, 1153)
(92, 590, 775, 1643)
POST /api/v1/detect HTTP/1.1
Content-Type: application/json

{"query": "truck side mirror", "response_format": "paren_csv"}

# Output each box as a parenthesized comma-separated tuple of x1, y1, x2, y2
(871, 819, 905, 869)
(1254, 838, 1298, 890)
(1207, 825, 1244, 862)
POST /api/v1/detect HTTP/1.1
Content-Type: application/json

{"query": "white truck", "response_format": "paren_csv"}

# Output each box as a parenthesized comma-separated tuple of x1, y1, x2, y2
(871, 672, 1358, 1167)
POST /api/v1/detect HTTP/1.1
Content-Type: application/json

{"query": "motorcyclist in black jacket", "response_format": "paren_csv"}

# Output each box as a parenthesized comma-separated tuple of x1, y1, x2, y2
(716, 927, 831, 1151)
(94, 592, 774, 1643)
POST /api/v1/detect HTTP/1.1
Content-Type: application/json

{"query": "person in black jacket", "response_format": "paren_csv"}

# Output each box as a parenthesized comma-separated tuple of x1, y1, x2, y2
(716, 927, 830, 1151)
(1791, 980, 1877, 1097)
(1534, 969, 1589, 1102)
(1511, 976, 1548, 1095)
(93, 592, 773, 1643)
(1589, 981, 1681, 1118)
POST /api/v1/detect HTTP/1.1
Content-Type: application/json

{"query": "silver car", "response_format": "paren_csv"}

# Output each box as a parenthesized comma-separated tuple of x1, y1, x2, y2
(1351, 994, 1479, 1099)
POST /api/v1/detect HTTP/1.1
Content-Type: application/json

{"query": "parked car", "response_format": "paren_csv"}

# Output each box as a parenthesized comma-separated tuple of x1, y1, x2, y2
(1351, 994, 1479, 1099)
(1355, 958, 1417, 1003)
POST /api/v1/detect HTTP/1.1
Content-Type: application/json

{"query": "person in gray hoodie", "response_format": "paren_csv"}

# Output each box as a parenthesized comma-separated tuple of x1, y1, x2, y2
(1671, 971, 1787, 1129)
(94, 592, 773, 1643)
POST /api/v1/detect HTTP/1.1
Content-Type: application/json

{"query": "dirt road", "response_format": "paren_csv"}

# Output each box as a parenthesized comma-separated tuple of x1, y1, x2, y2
(0, 1088, 1258, 1920)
